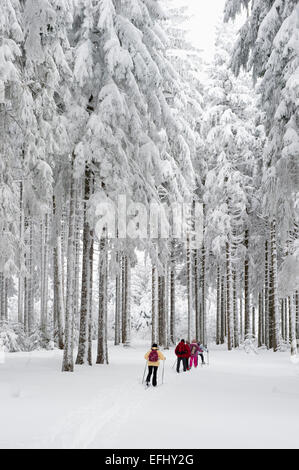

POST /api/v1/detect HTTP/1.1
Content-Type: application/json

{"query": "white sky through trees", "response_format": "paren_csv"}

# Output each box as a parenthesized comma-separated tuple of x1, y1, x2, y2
(171, 0, 227, 59)
(171, 0, 246, 60)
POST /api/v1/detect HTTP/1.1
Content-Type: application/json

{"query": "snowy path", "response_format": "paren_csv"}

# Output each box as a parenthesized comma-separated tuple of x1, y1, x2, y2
(0, 343, 299, 448)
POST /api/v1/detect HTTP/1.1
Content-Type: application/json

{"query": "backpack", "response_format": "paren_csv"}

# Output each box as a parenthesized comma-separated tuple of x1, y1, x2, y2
(148, 349, 159, 362)
(176, 343, 187, 356)
(191, 345, 197, 356)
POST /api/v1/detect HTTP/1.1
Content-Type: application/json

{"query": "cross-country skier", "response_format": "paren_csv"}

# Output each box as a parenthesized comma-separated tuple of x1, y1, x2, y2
(144, 343, 166, 387)
(189, 339, 200, 368)
(197, 342, 208, 365)
(175, 339, 190, 373)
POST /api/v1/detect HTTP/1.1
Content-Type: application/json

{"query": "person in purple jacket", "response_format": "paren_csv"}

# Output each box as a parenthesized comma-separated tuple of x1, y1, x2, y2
(189, 339, 200, 368)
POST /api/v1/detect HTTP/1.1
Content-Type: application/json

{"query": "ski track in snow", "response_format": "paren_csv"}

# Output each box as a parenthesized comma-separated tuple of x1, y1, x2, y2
(46, 379, 147, 449)
(1, 343, 299, 449)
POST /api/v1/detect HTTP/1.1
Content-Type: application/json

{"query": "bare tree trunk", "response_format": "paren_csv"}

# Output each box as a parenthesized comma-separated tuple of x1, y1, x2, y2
(201, 242, 206, 345)
(264, 239, 270, 348)
(239, 288, 243, 343)
(0, 273, 4, 320)
(281, 299, 285, 342)
(74, 182, 82, 334)
(18, 181, 24, 324)
(187, 236, 192, 343)
(270, 219, 280, 351)
(87, 229, 94, 366)
(261, 288, 265, 345)
(158, 273, 165, 347)
(76, 166, 92, 365)
(27, 218, 34, 334)
(164, 262, 170, 349)
(121, 254, 126, 344)
(295, 290, 299, 340)
(289, 295, 297, 356)
(194, 246, 200, 342)
(123, 255, 131, 348)
(152, 265, 157, 344)
(284, 298, 288, 344)
(220, 274, 225, 344)
(244, 229, 250, 340)
(216, 266, 221, 345)
(61, 205, 67, 312)
(114, 249, 121, 345)
(96, 237, 108, 364)
(170, 241, 176, 344)
(233, 269, 239, 348)
(40, 213, 49, 333)
(62, 162, 77, 372)
(258, 292, 263, 347)
(55, 233, 65, 349)
(252, 306, 256, 338)
(226, 242, 233, 350)
(53, 195, 65, 349)
(4, 278, 8, 320)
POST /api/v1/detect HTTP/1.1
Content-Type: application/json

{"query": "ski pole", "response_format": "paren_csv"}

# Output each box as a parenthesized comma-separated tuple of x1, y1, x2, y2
(162, 360, 165, 384)
(172, 358, 177, 369)
(142, 360, 147, 384)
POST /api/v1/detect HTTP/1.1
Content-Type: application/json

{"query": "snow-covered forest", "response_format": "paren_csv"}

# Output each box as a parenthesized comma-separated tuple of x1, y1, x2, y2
(0, 0, 299, 450)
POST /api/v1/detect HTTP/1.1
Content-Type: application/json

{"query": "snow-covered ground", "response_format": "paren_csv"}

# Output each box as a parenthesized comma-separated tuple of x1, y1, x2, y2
(0, 342, 299, 449)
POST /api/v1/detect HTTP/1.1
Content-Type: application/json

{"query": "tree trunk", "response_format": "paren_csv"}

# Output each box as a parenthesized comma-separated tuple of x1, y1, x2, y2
(252, 306, 256, 338)
(258, 292, 263, 347)
(74, 184, 82, 334)
(295, 290, 299, 340)
(123, 255, 131, 347)
(152, 265, 157, 344)
(220, 274, 225, 344)
(158, 273, 165, 347)
(53, 195, 65, 349)
(121, 255, 126, 343)
(62, 162, 77, 372)
(244, 229, 250, 340)
(281, 299, 285, 342)
(216, 266, 221, 345)
(27, 218, 34, 334)
(87, 228, 94, 366)
(170, 241, 176, 344)
(284, 298, 288, 344)
(164, 262, 170, 349)
(239, 289, 243, 343)
(201, 242, 206, 345)
(269, 219, 280, 351)
(76, 165, 92, 365)
(114, 249, 121, 345)
(0, 273, 5, 320)
(194, 246, 200, 342)
(40, 213, 49, 333)
(96, 236, 108, 364)
(187, 235, 192, 343)
(289, 295, 297, 356)
(226, 242, 233, 350)
(264, 239, 270, 348)
(18, 181, 24, 324)
(233, 269, 239, 348)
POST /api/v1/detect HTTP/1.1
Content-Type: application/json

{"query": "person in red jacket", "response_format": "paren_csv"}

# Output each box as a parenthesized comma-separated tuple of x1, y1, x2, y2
(175, 339, 191, 373)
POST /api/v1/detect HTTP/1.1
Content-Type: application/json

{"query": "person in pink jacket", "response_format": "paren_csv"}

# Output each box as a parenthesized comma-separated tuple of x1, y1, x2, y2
(189, 339, 200, 368)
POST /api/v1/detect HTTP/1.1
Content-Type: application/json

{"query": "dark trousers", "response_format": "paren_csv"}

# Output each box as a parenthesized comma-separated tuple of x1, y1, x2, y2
(199, 353, 204, 363)
(146, 366, 158, 386)
(176, 357, 188, 372)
